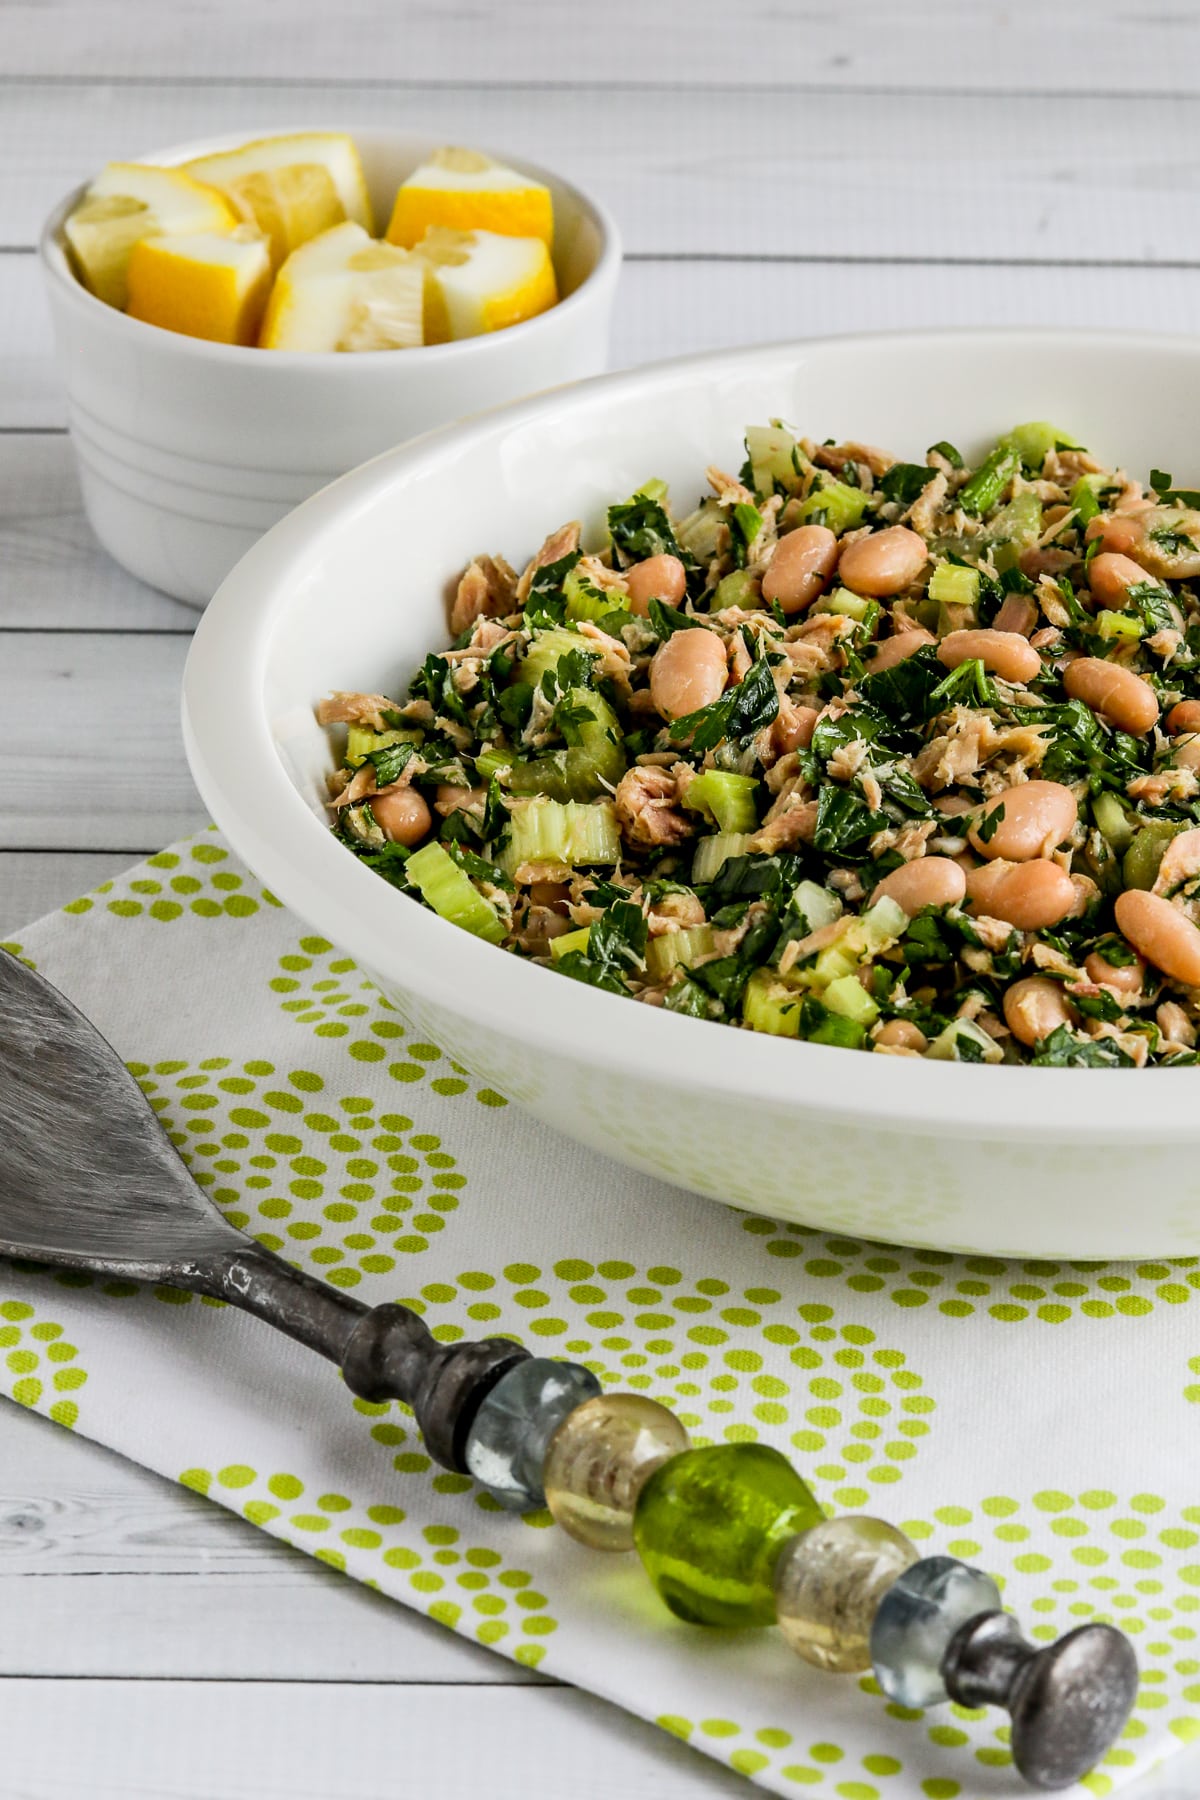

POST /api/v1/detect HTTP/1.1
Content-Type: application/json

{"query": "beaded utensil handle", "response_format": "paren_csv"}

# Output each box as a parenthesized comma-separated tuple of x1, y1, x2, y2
(0, 952, 1138, 1791)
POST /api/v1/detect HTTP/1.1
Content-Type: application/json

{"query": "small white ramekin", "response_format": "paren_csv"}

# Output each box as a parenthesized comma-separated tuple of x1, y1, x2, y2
(40, 129, 621, 606)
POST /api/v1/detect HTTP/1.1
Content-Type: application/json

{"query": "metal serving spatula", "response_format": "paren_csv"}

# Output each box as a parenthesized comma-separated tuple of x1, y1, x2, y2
(0, 953, 1146, 1789)
(0, 951, 530, 1469)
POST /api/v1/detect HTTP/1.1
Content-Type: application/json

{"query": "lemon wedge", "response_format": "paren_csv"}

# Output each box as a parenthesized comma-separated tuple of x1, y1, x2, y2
(259, 221, 430, 352)
(415, 227, 558, 341)
(184, 133, 372, 267)
(64, 162, 235, 309)
(387, 147, 554, 250)
(126, 226, 272, 345)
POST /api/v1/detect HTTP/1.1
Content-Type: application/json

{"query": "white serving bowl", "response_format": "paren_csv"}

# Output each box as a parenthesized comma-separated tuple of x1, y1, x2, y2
(184, 329, 1200, 1260)
(40, 130, 620, 606)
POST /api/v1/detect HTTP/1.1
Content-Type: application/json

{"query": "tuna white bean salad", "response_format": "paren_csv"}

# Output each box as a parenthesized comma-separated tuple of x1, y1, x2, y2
(320, 421, 1200, 1066)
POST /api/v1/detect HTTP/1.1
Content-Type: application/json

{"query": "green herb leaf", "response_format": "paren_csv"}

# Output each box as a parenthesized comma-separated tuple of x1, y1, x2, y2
(701, 851, 804, 905)
(668, 652, 780, 751)
(555, 899, 648, 995)
(1031, 1025, 1135, 1068)
(523, 550, 582, 628)
(647, 598, 707, 640)
(860, 646, 952, 724)
(975, 801, 1005, 845)
(730, 501, 763, 567)
(879, 462, 935, 506)
(811, 703, 889, 763)
(811, 784, 891, 856)
(608, 495, 684, 567)
(1148, 525, 1197, 556)
(344, 838, 412, 891)
(369, 741, 416, 787)
(409, 653, 471, 727)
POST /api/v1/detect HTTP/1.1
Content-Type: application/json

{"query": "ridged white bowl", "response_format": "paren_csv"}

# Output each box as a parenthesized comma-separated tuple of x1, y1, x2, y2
(184, 330, 1200, 1258)
(40, 130, 620, 606)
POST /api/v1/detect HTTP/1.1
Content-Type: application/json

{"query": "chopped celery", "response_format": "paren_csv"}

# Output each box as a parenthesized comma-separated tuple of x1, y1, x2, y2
(475, 745, 513, 781)
(563, 564, 631, 628)
(1094, 610, 1143, 642)
(1092, 791, 1135, 853)
(822, 974, 880, 1028)
(1070, 475, 1103, 525)
(345, 725, 420, 769)
(928, 562, 981, 609)
(742, 969, 802, 1037)
(692, 832, 754, 884)
(682, 770, 760, 834)
(814, 587, 873, 622)
(791, 896, 904, 993)
(792, 881, 842, 933)
(501, 798, 621, 875)
(797, 479, 871, 534)
(509, 687, 625, 802)
(675, 502, 725, 561)
(1001, 421, 1081, 469)
(745, 423, 805, 497)
(852, 895, 908, 955)
(646, 927, 717, 982)
(958, 444, 1019, 516)
(519, 627, 597, 692)
(714, 569, 758, 609)
(550, 926, 591, 962)
(635, 478, 669, 505)
(811, 942, 859, 989)
(925, 1017, 1004, 1063)
(406, 842, 505, 945)
(986, 490, 1042, 546)
(1124, 819, 1187, 892)
(807, 1010, 866, 1051)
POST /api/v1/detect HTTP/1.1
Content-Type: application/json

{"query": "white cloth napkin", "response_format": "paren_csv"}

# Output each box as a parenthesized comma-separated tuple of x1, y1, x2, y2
(3, 829, 1196, 1798)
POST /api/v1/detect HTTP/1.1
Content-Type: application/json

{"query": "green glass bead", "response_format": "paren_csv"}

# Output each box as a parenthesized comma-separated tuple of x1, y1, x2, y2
(632, 1443, 824, 1628)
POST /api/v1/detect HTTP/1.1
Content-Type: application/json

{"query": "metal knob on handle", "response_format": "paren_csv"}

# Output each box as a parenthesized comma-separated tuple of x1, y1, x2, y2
(942, 1610, 1139, 1790)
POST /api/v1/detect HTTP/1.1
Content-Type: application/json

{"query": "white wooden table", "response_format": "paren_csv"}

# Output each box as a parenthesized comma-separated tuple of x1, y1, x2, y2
(3, 4, 1200, 1792)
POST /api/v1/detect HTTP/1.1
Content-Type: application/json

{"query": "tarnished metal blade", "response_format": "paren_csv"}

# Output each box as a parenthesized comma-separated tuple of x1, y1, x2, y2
(0, 951, 242, 1276)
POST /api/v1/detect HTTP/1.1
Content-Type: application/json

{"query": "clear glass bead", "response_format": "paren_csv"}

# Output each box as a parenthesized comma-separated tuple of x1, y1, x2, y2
(463, 1357, 601, 1510)
(543, 1393, 690, 1551)
(774, 1515, 919, 1673)
(870, 1554, 1003, 1707)
(632, 1443, 824, 1628)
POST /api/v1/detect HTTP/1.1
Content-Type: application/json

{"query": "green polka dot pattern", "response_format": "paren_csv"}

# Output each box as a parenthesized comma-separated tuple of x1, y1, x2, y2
(391, 1261, 935, 1511)
(0, 1297, 88, 1428)
(175, 1461, 558, 1667)
(126, 1058, 467, 1284)
(742, 1219, 1200, 1324)
(60, 834, 283, 923)
(269, 933, 507, 1107)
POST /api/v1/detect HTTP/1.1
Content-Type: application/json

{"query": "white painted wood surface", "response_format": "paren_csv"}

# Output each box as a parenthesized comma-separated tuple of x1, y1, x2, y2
(2, 5, 1199, 1794)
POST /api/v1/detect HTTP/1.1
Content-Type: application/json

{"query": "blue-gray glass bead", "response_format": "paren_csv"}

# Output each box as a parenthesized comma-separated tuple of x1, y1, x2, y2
(464, 1358, 601, 1510)
(869, 1554, 1003, 1708)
